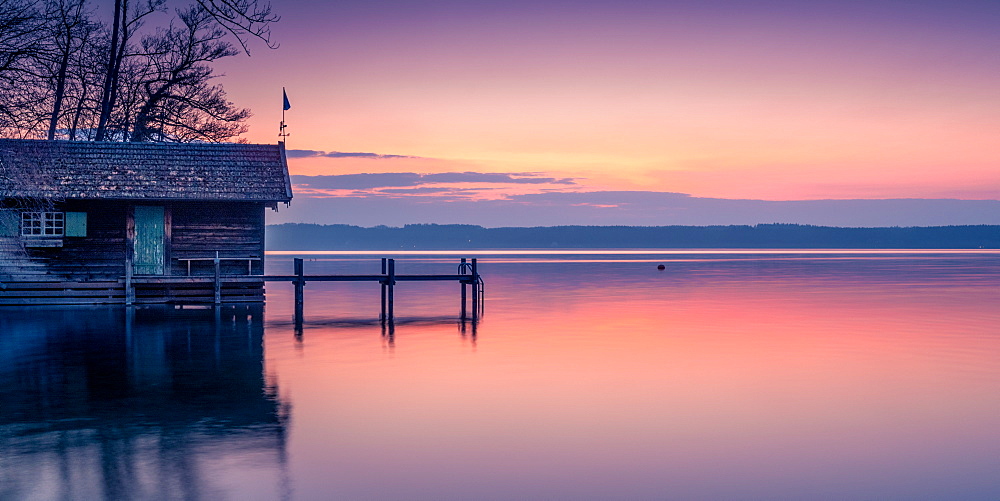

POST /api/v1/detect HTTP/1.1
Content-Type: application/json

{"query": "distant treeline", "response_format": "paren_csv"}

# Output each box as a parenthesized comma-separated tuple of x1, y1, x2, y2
(265, 223, 1000, 250)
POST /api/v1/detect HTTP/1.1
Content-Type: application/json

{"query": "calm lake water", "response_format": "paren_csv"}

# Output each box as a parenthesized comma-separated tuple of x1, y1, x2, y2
(2, 250, 1000, 500)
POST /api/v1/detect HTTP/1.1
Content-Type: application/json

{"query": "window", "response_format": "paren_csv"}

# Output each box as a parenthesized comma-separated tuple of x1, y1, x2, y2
(21, 211, 64, 237)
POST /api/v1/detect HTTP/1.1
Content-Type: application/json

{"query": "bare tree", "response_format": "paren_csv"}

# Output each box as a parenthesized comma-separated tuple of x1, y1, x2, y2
(40, 0, 98, 140)
(0, 0, 40, 73)
(93, 0, 162, 141)
(93, 0, 277, 141)
(191, 0, 277, 54)
(61, 21, 105, 139)
(126, 5, 248, 142)
(0, 0, 44, 136)
(1, 0, 276, 142)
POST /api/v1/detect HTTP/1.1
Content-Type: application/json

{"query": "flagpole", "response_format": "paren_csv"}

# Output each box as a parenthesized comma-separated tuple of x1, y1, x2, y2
(280, 87, 290, 142)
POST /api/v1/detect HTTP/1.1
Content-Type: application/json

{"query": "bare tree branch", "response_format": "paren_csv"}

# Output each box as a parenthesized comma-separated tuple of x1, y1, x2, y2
(1, 0, 276, 142)
(191, 0, 278, 54)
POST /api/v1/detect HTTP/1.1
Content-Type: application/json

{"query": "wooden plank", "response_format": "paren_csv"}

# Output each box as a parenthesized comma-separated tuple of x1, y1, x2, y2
(396, 275, 472, 282)
(133, 284, 264, 291)
(163, 206, 172, 276)
(262, 274, 471, 282)
(131, 297, 262, 305)
(0, 283, 263, 304)
(177, 257, 262, 261)
(0, 281, 121, 289)
(22, 238, 63, 248)
(0, 297, 125, 305)
(0, 290, 125, 297)
(0, 287, 122, 294)
(127, 277, 264, 284)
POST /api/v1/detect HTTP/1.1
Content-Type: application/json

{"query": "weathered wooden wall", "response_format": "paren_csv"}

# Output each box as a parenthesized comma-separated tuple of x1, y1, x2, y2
(0, 200, 269, 304)
(49, 201, 127, 279)
(170, 202, 266, 276)
(1, 201, 127, 281)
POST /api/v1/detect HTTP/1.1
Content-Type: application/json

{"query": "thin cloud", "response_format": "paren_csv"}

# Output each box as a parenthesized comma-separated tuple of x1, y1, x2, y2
(285, 149, 326, 158)
(268, 189, 1000, 228)
(420, 172, 576, 185)
(285, 149, 418, 159)
(511, 191, 694, 205)
(377, 187, 487, 195)
(324, 151, 416, 159)
(291, 172, 578, 190)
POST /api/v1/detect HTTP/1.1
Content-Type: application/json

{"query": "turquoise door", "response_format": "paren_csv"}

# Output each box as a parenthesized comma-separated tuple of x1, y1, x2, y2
(133, 206, 165, 275)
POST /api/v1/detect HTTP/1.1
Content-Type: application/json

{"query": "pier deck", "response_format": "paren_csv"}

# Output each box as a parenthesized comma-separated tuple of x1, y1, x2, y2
(0, 259, 484, 323)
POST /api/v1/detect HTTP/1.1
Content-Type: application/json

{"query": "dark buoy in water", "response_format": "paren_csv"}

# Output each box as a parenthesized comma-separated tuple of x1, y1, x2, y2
(657, 264, 666, 270)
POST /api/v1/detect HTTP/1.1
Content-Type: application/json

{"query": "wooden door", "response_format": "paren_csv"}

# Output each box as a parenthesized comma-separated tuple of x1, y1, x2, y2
(133, 205, 165, 275)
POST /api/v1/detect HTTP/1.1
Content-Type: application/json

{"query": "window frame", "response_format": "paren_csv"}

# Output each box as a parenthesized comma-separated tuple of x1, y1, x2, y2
(21, 211, 65, 237)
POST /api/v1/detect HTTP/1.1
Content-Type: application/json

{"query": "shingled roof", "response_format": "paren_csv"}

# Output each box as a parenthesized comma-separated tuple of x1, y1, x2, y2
(0, 139, 293, 202)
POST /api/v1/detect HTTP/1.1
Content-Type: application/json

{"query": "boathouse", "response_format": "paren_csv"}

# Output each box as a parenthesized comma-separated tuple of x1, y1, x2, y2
(0, 139, 292, 304)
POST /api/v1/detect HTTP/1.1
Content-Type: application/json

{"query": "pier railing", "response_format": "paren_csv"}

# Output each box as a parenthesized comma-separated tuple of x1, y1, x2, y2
(2, 256, 483, 311)
(274, 257, 483, 330)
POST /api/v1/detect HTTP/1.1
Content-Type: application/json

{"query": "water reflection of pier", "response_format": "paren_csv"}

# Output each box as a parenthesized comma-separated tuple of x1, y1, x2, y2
(0, 305, 290, 500)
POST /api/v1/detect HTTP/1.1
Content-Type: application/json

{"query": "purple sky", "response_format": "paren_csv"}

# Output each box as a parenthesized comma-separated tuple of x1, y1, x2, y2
(203, 0, 1000, 226)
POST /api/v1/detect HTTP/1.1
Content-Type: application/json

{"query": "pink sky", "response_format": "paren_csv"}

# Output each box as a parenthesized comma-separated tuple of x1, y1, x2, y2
(208, 0, 1000, 224)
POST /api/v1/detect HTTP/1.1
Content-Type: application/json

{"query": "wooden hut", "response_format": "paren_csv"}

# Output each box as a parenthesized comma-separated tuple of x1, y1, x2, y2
(0, 139, 292, 304)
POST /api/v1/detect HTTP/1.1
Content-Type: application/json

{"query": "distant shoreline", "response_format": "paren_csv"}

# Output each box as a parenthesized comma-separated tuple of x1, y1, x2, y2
(265, 223, 1000, 250)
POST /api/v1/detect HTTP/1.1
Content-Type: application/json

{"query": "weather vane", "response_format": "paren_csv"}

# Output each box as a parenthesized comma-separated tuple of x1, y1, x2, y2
(279, 87, 291, 140)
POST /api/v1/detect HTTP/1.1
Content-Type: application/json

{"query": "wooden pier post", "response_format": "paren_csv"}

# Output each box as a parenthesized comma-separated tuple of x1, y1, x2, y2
(125, 258, 134, 306)
(386, 258, 395, 320)
(293, 258, 304, 323)
(471, 258, 479, 322)
(380, 258, 387, 321)
(460, 258, 468, 320)
(213, 251, 221, 304)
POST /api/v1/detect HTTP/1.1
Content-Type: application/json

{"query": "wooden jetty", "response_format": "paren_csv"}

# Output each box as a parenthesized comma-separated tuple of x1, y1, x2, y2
(0, 253, 484, 320)
(282, 257, 484, 328)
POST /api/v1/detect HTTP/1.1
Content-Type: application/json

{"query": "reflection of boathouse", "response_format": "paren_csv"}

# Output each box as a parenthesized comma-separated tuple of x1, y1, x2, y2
(0, 305, 289, 499)
(0, 139, 293, 304)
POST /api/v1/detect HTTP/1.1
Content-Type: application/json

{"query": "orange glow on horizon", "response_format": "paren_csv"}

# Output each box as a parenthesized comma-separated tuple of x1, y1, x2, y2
(214, 1, 1000, 203)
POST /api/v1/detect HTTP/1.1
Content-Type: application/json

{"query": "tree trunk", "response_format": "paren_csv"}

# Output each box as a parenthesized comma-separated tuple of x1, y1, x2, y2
(46, 35, 72, 140)
(95, 0, 123, 141)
